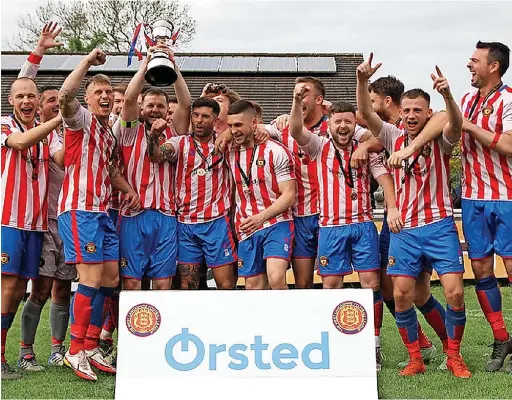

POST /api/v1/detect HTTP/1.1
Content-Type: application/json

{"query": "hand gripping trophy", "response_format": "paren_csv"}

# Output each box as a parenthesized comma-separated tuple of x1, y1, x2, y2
(145, 19, 178, 86)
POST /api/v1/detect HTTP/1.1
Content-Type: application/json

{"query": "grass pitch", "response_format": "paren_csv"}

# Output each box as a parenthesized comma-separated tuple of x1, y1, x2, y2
(2, 284, 511, 399)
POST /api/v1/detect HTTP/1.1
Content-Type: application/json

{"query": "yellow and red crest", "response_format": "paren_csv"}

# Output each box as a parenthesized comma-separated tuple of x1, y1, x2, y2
(332, 301, 368, 335)
(126, 303, 161, 337)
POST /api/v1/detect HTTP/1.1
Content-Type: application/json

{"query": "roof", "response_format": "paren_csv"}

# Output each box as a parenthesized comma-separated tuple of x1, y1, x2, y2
(1, 52, 363, 123)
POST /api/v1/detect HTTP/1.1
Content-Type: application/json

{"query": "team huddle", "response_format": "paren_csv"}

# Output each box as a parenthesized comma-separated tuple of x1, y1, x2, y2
(1, 23, 512, 384)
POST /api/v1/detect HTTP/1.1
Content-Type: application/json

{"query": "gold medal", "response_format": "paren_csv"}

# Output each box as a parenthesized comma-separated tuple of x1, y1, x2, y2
(482, 106, 494, 117)
(196, 168, 206, 176)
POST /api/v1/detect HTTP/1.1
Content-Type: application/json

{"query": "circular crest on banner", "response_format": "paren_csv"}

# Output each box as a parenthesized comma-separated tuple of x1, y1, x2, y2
(332, 301, 368, 335)
(126, 303, 162, 337)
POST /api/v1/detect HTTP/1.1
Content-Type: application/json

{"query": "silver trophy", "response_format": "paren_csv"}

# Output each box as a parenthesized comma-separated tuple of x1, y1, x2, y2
(145, 19, 178, 86)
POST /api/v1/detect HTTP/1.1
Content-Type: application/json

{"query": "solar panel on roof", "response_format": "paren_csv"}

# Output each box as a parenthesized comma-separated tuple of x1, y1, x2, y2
(1, 55, 29, 70)
(180, 56, 221, 72)
(103, 56, 139, 71)
(298, 57, 336, 73)
(258, 57, 296, 72)
(219, 57, 258, 72)
(39, 55, 70, 70)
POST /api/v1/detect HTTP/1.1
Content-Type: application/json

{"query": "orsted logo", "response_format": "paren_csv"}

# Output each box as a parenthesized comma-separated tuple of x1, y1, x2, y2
(165, 328, 330, 371)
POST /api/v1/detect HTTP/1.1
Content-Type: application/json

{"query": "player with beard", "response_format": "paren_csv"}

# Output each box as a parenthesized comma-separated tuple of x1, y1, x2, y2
(357, 54, 470, 378)
(394, 41, 512, 373)
(224, 100, 296, 289)
(147, 97, 236, 289)
(117, 46, 191, 291)
(289, 83, 398, 371)
(13, 23, 78, 372)
(57, 48, 139, 381)
(356, 76, 450, 368)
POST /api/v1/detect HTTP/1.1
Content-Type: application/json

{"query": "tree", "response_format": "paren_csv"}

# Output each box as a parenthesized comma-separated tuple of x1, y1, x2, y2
(8, 0, 196, 52)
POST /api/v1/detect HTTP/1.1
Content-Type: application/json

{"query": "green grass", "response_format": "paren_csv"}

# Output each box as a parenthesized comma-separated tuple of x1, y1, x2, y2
(2, 284, 511, 399)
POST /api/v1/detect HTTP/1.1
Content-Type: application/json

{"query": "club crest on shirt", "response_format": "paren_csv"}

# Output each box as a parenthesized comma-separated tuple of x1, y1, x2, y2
(237, 259, 244, 268)
(388, 256, 396, 267)
(482, 106, 493, 116)
(319, 255, 329, 266)
(256, 157, 265, 167)
(85, 242, 97, 253)
(120, 258, 128, 268)
(1, 253, 10, 265)
(421, 145, 431, 158)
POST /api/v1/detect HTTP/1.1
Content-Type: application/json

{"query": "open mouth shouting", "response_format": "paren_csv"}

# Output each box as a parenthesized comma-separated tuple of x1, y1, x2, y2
(20, 106, 34, 118)
(99, 101, 110, 112)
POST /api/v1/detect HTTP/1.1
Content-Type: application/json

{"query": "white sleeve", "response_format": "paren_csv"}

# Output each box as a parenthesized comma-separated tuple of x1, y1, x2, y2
(63, 105, 89, 131)
(378, 122, 402, 153)
(503, 98, 512, 133)
(118, 118, 140, 146)
(298, 134, 326, 160)
(17, 53, 42, 79)
(354, 125, 367, 141)
(48, 130, 63, 157)
(265, 123, 283, 141)
(369, 152, 389, 180)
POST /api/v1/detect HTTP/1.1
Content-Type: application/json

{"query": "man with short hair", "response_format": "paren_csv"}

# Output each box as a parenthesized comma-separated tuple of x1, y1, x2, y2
(289, 83, 398, 371)
(357, 54, 470, 378)
(117, 46, 191, 291)
(57, 48, 139, 381)
(147, 97, 236, 289)
(14, 23, 77, 372)
(1, 70, 64, 379)
(225, 100, 296, 289)
(396, 41, 512, 373)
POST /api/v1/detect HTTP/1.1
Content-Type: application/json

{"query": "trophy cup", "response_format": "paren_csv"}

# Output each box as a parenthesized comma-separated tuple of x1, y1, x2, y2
(145, 19, 178, 86)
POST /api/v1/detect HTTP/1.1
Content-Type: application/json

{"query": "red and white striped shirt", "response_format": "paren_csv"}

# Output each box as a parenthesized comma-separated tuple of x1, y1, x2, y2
(58, 106, 117, 215)
(267, 116, 329, 217)
(119, 119, 176, 217)
(227, 139, 295, 241)
(379, 122, 454, 228)
(166, 134, 231, 223)
(108, 120, 122, 210)
(1, 115, 62, 231)
(460, 85, 512, 200)
(300, 134, 387, 226)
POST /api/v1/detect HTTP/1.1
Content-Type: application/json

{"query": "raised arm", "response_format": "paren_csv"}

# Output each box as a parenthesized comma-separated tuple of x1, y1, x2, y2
(18, 22, 63, 79)
(58, 49, 106, 119)
(147, 118, 177, 163)
(356, 53, 384, 136)
(430, 66, 462, 146)
(122, 55, 150, 122)
(289, 83, 313, 146)
(171, 68, 192, 135)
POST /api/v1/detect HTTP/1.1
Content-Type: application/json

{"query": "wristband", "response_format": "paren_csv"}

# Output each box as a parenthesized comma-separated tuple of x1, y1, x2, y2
(490, 133, 500, 150)
(28, 52, 43, 65)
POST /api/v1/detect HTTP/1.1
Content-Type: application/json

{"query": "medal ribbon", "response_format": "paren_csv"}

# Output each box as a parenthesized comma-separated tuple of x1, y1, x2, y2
(236, 145, 258, 188)
(192, 136, 223, 172)
(467, 81, 504, 122)
(331, 139, 354, 189)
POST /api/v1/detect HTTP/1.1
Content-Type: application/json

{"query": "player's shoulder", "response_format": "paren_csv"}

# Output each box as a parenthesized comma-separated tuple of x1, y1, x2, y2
(266, 138, 293, 156)
(460, 88, 478, 104)
(500, 85, 512, 103)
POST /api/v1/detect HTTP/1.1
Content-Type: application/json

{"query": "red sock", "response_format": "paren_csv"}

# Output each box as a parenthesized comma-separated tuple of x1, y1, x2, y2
(374, 297, 383, 337)
(84, 325, 102, 351)
(51, 336, 63, 346)
(423, 309, 449, 352)
(109, 294, 119, 330)
(1, 328, 7, 363)
(417, 323, 433, 349)
(398, 328, 422, 360)
(476, 291, 509, 342)
(69, 285, 97, 355)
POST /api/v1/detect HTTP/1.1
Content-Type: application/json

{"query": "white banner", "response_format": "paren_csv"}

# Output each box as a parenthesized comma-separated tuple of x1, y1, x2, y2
(116, 289, 377, 400)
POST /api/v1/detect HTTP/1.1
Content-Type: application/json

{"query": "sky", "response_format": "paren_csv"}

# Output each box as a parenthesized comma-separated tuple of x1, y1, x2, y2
(1, 0, 511, 111)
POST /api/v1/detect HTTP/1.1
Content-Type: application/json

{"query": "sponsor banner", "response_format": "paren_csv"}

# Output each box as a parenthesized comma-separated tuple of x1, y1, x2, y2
(116, 290, 377, 399)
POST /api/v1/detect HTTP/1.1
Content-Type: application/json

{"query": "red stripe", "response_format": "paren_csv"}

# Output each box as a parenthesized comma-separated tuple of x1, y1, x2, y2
(259, 145, 273, 214)
(224, 215, 237, 256)
(245, 147, 259, 216)
(2, 150, 16, 226)
(138, 128, 151, 210)
(422, 147, 433, 224)
(181, 138, 195, 219)
(231, 151, 244, 236)
(94, 125, 106, 211)
(495, 102, 512, 198)
(175, 138, 186, 219)
(481, 92, 503, 199)
(194, 141, 208, 221)
(17, 149, 28, 228)
(71, 211, 83, 263)
(342, 146, 352, 225)
(30, 144, 43, 230)
(320, 143, 330, 225)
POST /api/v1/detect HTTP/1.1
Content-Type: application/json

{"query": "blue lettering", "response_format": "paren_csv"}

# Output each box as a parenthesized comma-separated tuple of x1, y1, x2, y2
(208, 343, 226, 370)
(165, 328, 205, 371)
(164, 330, 330, 371)
(250, 335, 271, 370)
(301, 331, 330, 369)
(228, 344, 248, 370)
(272, 343, 298, 370)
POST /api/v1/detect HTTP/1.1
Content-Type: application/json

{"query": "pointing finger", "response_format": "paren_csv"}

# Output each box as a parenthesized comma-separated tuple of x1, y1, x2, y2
(369, 52, 373, 66)
(373, 62, 382, 72)
(435, 65, 444, 78)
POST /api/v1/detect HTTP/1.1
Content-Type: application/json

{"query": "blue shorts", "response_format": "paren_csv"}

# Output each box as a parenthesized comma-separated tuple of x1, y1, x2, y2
(58, 211, 119, 264)
(178, 216, 237, 268)
(317, 222, 380, 276)
(1, 227, 44, 279)
(380, 213, 432, 274)
(237, 221, 294, 278)
(387, 217, 463, 278)
(107, 209, 119, 231)
(292, 214, 319, 259)
(119, 210, 177, 280)
(461, 199, 512, 259)
(379, 213, 390, 269)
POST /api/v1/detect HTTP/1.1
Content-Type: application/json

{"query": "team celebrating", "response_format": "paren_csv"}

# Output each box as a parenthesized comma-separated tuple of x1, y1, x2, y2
(1, 23, 512, 383)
